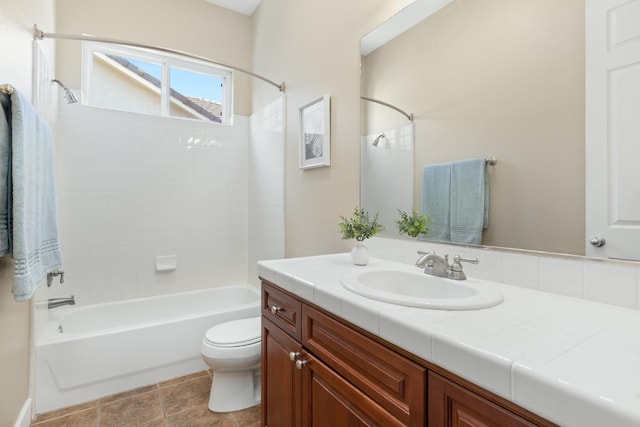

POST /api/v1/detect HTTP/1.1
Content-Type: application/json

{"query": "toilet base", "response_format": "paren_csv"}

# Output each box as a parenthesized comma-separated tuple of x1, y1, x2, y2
(208, 368, 261, 413)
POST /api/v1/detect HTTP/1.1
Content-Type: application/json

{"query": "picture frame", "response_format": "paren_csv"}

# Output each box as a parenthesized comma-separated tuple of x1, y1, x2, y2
(299, 95, 331, 169)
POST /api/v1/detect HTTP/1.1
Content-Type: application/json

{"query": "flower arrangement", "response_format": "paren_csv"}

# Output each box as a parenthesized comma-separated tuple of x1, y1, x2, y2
(338, 207, 384, 242)
(395, 209, 430, 238)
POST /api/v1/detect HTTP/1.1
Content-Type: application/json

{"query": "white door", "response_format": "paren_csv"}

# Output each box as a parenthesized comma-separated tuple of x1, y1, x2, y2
(586, 0, 640, 260)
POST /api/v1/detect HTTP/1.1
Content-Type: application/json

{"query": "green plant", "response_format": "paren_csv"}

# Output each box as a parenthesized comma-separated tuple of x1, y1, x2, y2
(338, 207, 384, 242)
(395, 209, 430, 238)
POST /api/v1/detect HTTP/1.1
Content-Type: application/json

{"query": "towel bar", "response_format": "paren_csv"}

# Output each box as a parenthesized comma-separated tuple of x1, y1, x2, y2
(485, 157, 497, 165)
(0, 84, 14, 95)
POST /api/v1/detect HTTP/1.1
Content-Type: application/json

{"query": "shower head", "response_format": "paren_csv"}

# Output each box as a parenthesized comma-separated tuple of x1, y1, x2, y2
(52, 79, 79, 104)
(372, 133, 388, 147)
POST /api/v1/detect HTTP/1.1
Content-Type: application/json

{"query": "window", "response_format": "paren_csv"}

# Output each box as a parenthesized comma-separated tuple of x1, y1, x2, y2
(82, 42, 232, 124)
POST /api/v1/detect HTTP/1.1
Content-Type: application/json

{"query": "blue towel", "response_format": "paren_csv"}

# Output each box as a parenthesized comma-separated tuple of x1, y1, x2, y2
(450, 158, 488, 244)
(421, 162, 451, 241)
(0, 94, 11, 257)
(8, 89, 63, 301)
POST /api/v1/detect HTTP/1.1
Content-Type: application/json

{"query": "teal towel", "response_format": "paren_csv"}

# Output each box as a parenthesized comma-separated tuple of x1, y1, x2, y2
(9, 89, 63, 301)
(421, 162, 451, 241)
(450, 158, 488, 244)
(0, 94, 11, 257)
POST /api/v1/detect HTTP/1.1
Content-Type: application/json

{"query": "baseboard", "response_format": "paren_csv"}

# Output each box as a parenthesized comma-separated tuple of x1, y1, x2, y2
(13, 397, 32, 427)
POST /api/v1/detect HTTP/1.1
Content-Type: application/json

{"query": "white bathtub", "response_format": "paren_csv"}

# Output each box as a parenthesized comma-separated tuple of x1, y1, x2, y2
(35, 285, 260, 413)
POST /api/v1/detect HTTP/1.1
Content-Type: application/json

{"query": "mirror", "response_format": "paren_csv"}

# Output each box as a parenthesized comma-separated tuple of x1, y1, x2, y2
(361, 0, 585, 256)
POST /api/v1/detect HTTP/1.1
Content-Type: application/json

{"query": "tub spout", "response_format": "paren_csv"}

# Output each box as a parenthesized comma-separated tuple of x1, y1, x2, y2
(48, 296, 75, 309)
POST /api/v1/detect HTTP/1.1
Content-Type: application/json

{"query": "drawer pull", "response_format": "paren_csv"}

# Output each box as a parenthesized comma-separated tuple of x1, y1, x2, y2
(295, 359, 308, 370)
(270, 305, 282, 315)
(289, 351, 301, 361)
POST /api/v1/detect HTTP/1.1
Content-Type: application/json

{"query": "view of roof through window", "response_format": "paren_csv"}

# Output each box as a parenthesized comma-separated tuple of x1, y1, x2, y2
(116, 56, 224, 122)
(83, 42, 230, 124)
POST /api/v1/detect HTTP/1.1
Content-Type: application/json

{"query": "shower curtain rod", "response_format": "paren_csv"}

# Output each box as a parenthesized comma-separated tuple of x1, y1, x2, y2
(361, 96, 413, 122)
(33, 25, 286, 93)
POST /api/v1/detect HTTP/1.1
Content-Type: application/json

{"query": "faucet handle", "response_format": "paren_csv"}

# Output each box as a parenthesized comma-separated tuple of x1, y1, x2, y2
(453, 255, 479, 265)
(46, 270, 65, 287)
(448, 255, 479, 280)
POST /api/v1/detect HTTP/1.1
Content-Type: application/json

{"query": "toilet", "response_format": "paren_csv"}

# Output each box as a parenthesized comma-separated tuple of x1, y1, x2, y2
(200, 316, 262, 412)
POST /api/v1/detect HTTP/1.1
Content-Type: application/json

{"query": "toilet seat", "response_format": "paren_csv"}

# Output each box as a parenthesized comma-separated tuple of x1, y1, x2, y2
(204, 316, 261, 348)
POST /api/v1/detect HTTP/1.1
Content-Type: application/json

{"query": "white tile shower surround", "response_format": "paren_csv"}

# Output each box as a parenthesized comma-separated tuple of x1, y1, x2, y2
(53, 105, 252, 305)
(361, 123, 413, 236)
(258, 251, 640, 427)
(248, 96, 285, 281)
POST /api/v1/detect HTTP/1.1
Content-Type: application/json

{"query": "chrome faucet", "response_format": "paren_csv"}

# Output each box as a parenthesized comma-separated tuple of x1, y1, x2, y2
(48, 295, 75, 309)
(416, 252, 451, 278)
(416, 251, 479, 280)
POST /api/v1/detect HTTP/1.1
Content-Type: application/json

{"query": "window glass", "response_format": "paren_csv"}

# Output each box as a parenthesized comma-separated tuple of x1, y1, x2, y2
(83, 43, 232, 124)
(169, 67, 224, 123)
(88, 53, 163, 115)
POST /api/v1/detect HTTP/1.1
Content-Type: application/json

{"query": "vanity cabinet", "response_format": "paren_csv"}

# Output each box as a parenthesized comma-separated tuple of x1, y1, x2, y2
(428, 372, 536, 427)
(261, 280, 553, 427)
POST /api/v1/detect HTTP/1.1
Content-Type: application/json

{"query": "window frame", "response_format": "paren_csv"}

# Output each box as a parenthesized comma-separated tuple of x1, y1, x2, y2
(82, 41, 233, 124)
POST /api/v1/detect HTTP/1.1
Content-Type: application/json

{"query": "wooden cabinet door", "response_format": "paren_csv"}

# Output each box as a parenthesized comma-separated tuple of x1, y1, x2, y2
(301, 352, 405, 427)
(302, 305, 426, 426)
(262, 317, 302, 427)
(428, 372, 537, 427)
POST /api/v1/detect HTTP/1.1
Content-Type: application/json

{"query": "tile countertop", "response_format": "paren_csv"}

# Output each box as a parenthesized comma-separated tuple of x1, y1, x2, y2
(257, 253, 640, 427)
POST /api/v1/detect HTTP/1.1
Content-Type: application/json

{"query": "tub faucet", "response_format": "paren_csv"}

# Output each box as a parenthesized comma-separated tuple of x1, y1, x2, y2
(48, 295, 75, 309)
(416, 251, 479, 280)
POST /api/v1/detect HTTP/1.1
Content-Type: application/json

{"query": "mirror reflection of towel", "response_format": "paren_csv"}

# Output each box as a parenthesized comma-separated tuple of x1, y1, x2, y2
(450, 158, 488, 244)
(421, 162, 451, 241)
(422, 158, 488, 244)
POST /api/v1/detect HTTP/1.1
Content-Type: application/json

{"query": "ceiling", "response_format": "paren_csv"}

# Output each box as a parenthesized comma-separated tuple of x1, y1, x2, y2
(204, 0, 261, 16)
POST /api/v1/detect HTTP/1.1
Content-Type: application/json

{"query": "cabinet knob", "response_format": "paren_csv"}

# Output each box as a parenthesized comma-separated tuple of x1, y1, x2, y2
(270, 305, 282, 315)
(289, 351, 300, 361)
(295, 359, 308, 370)
(589, 236, 606, 247)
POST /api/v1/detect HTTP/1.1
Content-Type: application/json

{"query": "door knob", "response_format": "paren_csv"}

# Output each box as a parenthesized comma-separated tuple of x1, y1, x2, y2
(589, 236, 606, 247)
(295, 359, 308, 370)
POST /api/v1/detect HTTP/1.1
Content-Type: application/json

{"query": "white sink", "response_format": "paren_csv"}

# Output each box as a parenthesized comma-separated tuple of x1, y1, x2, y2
(340, 268, 504, 310)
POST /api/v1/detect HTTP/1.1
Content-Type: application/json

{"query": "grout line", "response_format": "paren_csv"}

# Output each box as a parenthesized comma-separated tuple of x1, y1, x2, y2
(157, 383, 167, 419)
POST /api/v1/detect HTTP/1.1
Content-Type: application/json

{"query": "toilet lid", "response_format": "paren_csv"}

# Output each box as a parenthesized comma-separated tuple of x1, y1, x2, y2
(205, 316, 261, 348)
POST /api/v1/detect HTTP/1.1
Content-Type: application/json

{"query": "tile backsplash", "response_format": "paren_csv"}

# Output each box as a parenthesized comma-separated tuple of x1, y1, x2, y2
(367, 236, 640, 310)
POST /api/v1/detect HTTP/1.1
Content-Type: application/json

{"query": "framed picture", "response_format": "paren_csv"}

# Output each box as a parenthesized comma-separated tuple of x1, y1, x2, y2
(299, 95, 331, 169)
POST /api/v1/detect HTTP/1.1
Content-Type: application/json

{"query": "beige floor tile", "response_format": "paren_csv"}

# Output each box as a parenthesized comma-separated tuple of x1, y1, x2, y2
(159, 376, 211, 416)
(31, 372, 260, 427)
(31, 407, 98, 427)
(165, 406, 237, 427)
(32, 401, 99, 425)
(99, 390, 164, 427)
(158, 370, 209, 389)
(100, 384, 158, 404)
(140, 418, 168, 427)
(230, 405, 261, 426)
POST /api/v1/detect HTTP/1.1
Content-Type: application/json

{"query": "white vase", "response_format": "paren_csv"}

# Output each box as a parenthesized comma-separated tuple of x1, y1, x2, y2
(351, 242, 370, 266)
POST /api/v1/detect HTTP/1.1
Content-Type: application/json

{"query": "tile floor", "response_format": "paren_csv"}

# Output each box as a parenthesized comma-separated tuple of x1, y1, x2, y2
(30, 370, 261, 427)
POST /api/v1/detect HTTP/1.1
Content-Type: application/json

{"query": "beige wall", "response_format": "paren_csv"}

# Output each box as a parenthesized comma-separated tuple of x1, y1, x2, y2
(55, 0, 253, 116)
(251, 0, 402, 257)
(362, 0, 585, 255)
(0, 0, 55, 423)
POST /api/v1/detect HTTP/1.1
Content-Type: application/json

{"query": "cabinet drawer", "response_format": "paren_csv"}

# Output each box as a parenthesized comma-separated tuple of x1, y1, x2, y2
(262, 281, 302, 341)
(302, 305, 426, 427)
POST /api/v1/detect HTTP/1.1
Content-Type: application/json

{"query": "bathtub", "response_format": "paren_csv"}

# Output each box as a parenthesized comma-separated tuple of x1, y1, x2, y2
(35, 285, 260, 413)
